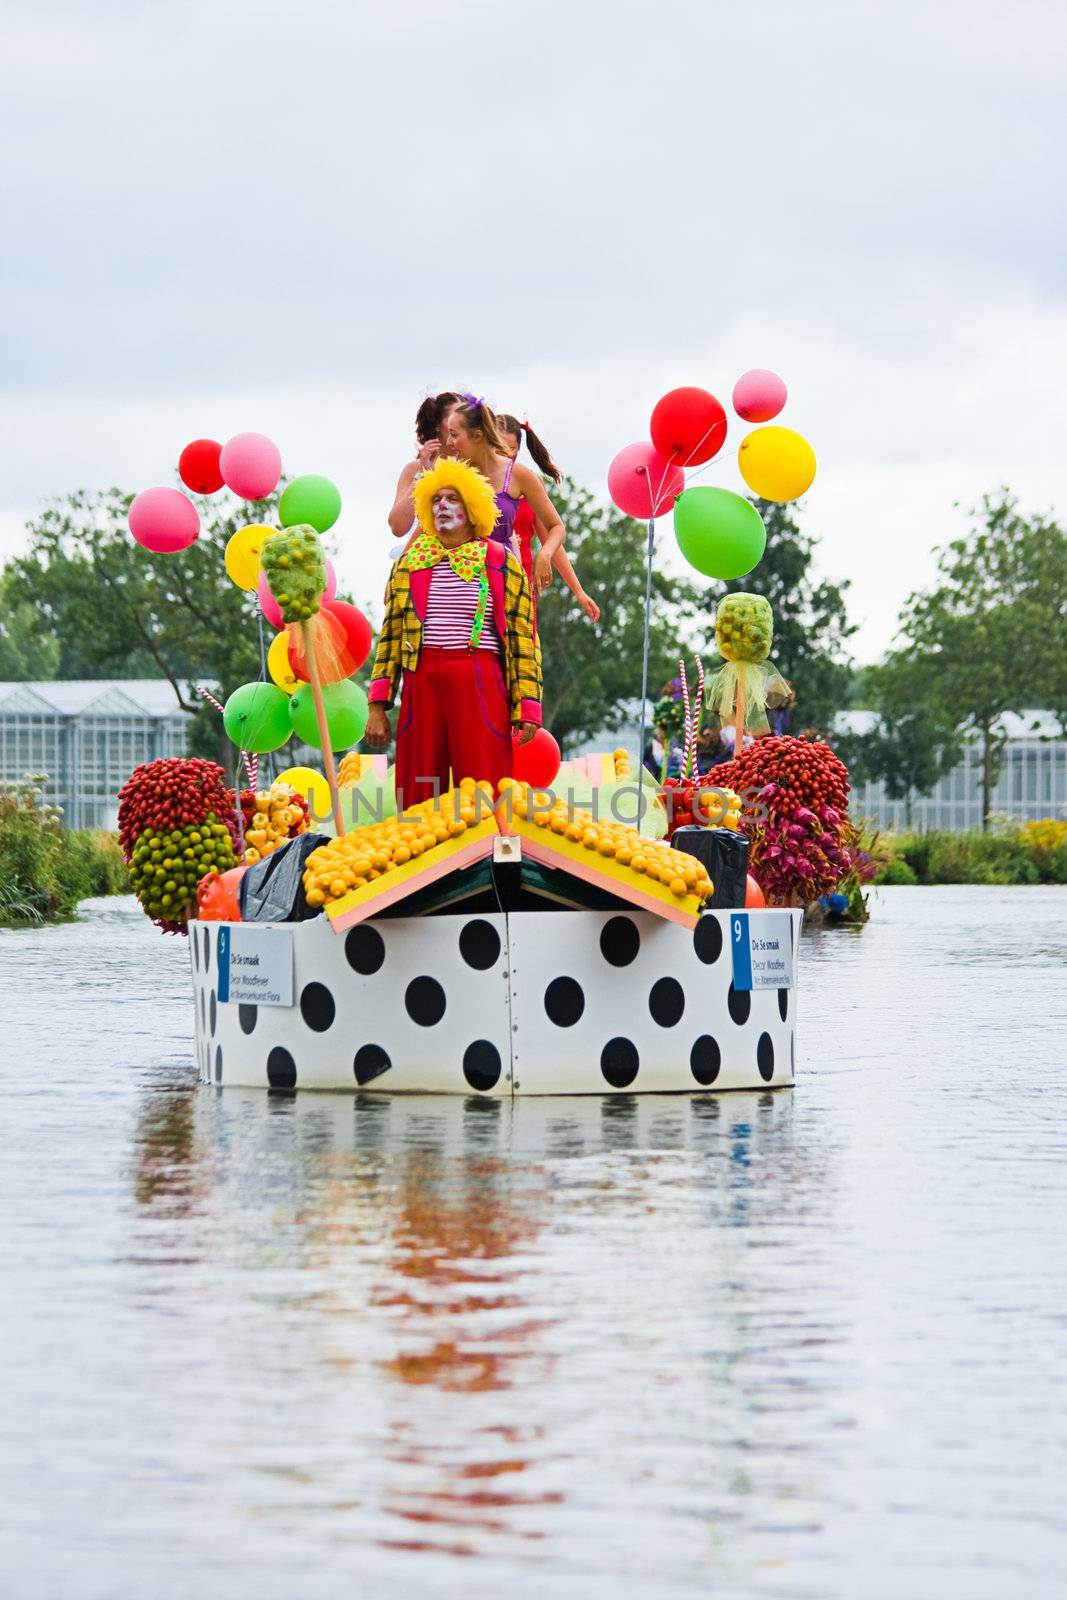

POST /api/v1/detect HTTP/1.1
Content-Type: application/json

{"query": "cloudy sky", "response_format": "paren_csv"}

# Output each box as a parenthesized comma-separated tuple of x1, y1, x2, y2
(3, 0, 1064, 661)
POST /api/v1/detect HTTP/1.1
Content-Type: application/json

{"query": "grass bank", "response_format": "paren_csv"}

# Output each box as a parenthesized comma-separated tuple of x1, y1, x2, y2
(0, 776, 129, 926)
(876, 820, 1067, 886)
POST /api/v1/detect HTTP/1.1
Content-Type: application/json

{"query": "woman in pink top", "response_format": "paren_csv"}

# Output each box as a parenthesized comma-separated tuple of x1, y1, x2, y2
(387, 390, 459, 541)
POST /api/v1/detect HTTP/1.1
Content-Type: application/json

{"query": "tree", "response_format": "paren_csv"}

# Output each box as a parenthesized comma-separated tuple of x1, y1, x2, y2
(0, 571, 60, 680)
(535, 479, 707, 751)
(720, 499, 856, 732)
(5, 488, 292, 763)
(838, 656, 964, 826)
(891, 490, 1066, 828)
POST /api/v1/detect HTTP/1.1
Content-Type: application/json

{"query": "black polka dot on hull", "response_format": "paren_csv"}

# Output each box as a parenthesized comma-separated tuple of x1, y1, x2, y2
(239, 1004, 257, 1035)
(354, 1045, 392, 1085)
(209, 990, 217, 1037)
(267, 1046, 297, 1090)
(727, 984, 751, 1026)
(214, 1045, 223, 1085)
(544, 976, 585, 1027)
(757, 1033, 774, 1083)
(459, 919, 501, 970)
(300, 982, 336, 1032)
(405, 977, 446, 1026)
(345, 925, 385, 974)
(601, 1038, 639, 1089)
(649, 977, 685, 1028)
(463, 1040, 502, 1092)
(693, 917, 723, 965)
(690, 1035, 721, 1086)
(600, 917, 640, 967)
(778, 989, 789, 1022)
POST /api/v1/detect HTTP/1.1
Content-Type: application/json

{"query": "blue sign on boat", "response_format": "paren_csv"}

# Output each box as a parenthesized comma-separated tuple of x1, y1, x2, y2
(730, 911, 794, 992)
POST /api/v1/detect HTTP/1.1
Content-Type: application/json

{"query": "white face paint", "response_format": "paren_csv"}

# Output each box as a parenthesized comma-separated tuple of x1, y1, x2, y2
(432, 490, 467, 534)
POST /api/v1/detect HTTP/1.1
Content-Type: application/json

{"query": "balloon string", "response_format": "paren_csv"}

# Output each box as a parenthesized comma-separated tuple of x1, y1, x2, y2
(196, 684, 256, 789)
(255, 609, 273, 785)
(674, 417, 723, 470)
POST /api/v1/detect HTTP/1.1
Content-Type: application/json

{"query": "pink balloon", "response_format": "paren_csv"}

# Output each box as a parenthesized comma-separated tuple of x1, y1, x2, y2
(257, 570, 284, 628)
(732, 369, 788, 423)
(258, 561, 335, 628)
(128, 486, 200, 553)
(607, 442, 685, 521)
(219, 432, 282, 500)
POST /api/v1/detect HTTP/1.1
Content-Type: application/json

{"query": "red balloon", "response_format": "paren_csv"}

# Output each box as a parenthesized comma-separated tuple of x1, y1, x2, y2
(178, 438, 224, 494)
(607, 441, 685, 521)
(287, 599, 374, 685)
(512, 727, 561, 789)
(745, 873, 766, 908)
(650, 387, 727, 467)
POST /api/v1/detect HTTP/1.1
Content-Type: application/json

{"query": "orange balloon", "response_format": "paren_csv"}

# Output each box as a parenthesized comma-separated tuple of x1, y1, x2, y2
(197, 864, 246, 922)
(745, 873, 766, 908)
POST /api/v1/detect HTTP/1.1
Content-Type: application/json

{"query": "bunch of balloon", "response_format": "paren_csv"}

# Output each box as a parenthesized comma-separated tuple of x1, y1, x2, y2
(606, 387, 728, 832)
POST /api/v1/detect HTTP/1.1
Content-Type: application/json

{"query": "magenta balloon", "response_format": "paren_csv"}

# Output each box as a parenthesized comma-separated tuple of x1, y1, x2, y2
(128, 486, 200, 553)
(219, 432, 282, 500)
(607, 441, 685, 521)
(732, 369, 788, 424)
(257, 569, 284, 629)
(324, 559, 337, 602)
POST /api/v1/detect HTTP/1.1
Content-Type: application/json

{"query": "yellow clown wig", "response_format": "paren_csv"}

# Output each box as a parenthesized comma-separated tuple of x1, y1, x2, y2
(412, 457, 500, 542)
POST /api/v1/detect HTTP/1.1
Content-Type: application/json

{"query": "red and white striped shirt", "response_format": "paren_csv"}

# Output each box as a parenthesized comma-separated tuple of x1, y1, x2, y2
(422, 559, 500, 652)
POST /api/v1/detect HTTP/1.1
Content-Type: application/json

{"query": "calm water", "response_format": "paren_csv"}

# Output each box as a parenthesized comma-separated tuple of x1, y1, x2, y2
(3, 888, 1066, 1599)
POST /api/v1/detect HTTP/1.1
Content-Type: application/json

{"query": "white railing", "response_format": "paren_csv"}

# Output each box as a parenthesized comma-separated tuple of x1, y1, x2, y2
(851, 739, 1067, 831)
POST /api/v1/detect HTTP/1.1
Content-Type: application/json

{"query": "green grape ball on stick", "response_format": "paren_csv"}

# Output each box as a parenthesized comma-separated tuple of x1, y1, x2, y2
(261, 524, 344, 833)
(707, 593, 784, 751)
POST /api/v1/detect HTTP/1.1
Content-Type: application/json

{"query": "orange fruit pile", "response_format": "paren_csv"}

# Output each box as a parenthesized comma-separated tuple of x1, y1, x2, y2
(303, 780, 495, 910)
(499, 778, 713, 901)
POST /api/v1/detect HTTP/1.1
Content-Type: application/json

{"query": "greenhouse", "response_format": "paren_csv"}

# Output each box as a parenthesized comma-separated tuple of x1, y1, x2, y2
(0, 681, 190, 830)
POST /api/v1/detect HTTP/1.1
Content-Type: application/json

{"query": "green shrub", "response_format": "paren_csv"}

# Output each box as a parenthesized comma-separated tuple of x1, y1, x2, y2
(885, 827, 1057, 885)
(878, 858, 918, 886)
(0, 776, 129, 926)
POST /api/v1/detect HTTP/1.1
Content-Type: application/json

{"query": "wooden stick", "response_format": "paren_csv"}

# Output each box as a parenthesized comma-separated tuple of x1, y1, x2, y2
(733, 675, 745, 760)
(302, 619, 344, 835)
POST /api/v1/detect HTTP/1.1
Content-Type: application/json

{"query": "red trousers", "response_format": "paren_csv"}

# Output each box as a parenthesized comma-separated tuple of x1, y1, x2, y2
(395, 647, 514, 808)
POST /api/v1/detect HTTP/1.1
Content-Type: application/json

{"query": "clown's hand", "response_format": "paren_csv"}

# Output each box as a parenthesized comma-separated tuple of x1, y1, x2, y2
(365, 705, 392, 748)
(513, 720, 538, 746)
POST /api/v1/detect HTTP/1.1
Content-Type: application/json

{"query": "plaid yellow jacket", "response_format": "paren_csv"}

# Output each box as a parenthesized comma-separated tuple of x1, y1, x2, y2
(369, 542, 542, 725)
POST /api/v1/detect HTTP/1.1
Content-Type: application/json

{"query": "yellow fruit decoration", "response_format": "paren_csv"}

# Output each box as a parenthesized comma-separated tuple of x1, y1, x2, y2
(241, 779, 310, 865)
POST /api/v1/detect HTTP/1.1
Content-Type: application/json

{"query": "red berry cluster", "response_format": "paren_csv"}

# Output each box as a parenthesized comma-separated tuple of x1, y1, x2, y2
(711, 737, 853, 904)
(713, 736, 849, 817)
(118, 758, 239, 862)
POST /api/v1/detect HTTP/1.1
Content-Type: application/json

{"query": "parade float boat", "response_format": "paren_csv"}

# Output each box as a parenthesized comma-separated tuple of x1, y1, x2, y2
(188, 757, 801, 1098)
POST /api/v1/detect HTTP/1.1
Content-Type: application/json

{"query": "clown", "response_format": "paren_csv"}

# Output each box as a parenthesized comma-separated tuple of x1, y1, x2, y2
(365, 457, 541, 806)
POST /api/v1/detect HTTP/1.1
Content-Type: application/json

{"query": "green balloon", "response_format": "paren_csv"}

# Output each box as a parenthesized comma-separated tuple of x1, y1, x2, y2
(673, 487, 766, 580)
(278, 474, 342, 533)
(222, 682, 292, 754)
(289, 679, 368, 751)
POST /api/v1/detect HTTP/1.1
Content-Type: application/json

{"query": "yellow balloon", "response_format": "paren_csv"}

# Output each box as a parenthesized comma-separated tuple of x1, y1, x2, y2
(224, 523, 276, 590)
(267, 629, 300, 695)
(737, 426, 816, 503)
(276, 765, 331, 822)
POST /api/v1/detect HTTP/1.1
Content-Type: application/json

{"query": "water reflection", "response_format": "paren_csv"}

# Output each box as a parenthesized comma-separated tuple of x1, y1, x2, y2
(10, 889, 1066, 1596)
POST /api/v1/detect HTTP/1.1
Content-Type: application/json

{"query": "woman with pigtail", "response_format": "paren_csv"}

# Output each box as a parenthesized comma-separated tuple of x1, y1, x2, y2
(497, 413, 600, 623)
(445, 396, 567, 596)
